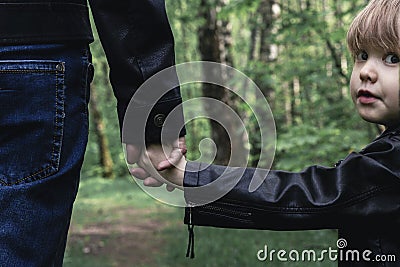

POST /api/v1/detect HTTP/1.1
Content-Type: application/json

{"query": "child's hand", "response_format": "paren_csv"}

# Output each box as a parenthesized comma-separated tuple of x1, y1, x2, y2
(130, 139, 187, 191)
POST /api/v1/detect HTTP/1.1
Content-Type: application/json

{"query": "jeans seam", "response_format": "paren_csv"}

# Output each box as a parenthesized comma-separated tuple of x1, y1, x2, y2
(0, 70, 56, 74)
(0, 66, 64, 186)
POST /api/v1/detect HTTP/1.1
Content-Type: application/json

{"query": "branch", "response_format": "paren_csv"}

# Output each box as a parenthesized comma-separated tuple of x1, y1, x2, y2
(325, 38, 350, 85)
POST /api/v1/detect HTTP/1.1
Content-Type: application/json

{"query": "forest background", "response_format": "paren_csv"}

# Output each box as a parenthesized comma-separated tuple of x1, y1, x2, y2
(65, 0, 379, 266)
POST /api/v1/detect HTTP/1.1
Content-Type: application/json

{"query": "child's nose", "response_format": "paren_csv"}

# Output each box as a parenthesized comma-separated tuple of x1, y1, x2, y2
(359, 61, 378, 83)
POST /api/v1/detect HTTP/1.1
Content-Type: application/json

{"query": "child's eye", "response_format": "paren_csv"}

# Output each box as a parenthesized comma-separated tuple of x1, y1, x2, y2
(384, 54, 400, 64)
(356, 51, 368, 61)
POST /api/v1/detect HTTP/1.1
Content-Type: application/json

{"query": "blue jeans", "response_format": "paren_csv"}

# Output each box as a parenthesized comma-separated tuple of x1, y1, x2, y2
(0, 43, 92, 266)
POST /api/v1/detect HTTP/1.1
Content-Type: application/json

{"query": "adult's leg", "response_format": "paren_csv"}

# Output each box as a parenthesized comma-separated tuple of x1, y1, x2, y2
(0, 43, 93, 266)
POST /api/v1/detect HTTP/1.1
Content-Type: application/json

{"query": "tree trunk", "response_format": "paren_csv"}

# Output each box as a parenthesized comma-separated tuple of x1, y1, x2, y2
(198, 0, 248, 166)
(259, 0, 274, 63)
(249, 0, 277, 167)
(89, 84, 114, 178)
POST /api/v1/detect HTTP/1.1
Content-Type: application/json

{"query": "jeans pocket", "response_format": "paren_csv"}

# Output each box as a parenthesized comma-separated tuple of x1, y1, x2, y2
(0, 60, 65, 186)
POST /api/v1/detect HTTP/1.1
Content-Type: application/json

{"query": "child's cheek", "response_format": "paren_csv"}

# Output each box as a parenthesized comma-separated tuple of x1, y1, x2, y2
(349, 71, 359, 103)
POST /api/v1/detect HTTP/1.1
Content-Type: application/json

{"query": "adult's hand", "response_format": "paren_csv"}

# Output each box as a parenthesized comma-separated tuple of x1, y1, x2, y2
(128, 137, 187, 191)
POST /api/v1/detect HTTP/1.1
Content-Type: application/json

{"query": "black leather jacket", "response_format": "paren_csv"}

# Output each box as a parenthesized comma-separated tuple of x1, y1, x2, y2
(0, 0, 185, 143)
(184, 125, 400, 266)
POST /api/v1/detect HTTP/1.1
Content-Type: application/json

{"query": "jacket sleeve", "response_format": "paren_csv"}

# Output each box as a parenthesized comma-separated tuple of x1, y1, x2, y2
(88, 0, 185, 144)
(183, 132, 400, 230)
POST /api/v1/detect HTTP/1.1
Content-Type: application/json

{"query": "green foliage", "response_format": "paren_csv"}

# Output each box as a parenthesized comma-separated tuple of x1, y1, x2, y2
(225, 0, 373, 170)
(83, 0, 377, 177)
(275, 123, 371, 171)
(93, 1, 374, 177)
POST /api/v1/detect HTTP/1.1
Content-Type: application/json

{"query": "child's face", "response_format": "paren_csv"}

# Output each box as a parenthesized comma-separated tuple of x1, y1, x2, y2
(350, 47, 400, 127)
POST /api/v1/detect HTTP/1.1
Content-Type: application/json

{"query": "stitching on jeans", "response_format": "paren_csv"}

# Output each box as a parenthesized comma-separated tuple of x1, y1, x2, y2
(0, 70, 57, 74)
(0, 67, 64, 186)
(0, 166, 54, 186)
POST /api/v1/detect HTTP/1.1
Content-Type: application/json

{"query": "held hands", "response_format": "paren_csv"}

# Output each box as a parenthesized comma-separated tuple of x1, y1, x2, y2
(127, 137, 187, 191)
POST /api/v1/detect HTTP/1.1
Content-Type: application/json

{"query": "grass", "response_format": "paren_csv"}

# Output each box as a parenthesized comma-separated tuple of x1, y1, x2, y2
(64, 176, 338, 267)
(157, 228, 338, 267)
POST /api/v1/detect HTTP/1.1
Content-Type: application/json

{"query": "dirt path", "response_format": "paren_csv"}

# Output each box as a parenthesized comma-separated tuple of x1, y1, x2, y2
(67, 208, 173, 266)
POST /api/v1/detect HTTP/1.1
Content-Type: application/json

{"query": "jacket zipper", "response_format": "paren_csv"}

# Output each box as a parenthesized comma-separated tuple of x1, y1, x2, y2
(186, 206, 195, 258)
(185, 203, 252, 259)
(199, 203, 252, 219)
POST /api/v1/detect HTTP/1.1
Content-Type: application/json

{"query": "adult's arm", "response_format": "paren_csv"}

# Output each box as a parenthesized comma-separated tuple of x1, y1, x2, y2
(89, 0, 185, 145)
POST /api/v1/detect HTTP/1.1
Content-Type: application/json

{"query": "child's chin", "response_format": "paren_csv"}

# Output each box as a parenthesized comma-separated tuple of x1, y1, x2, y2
(359, 115, 382, 125)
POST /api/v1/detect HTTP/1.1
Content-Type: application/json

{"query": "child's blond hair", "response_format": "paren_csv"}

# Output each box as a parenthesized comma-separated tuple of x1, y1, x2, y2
(347, 0, 400, 58)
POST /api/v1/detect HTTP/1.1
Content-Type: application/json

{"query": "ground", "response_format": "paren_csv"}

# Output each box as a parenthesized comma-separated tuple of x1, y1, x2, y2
(66, 206, 178, 267)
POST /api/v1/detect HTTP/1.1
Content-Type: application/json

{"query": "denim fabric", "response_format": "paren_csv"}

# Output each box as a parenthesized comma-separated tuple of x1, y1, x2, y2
(0, 43, 92, 266)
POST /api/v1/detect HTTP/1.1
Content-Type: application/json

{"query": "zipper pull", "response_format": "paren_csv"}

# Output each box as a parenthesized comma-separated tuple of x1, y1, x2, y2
(186, 207, 195, 258)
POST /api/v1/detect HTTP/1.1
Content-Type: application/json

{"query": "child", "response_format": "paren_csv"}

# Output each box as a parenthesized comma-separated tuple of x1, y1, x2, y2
(132, 0, 400, 265)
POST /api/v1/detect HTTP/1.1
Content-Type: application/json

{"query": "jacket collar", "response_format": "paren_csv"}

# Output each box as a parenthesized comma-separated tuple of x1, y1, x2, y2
(375, 124, 400, 141)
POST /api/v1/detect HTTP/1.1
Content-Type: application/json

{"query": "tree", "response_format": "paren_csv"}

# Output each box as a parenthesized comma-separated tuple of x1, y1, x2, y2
(89, 83, 114, 178)
(198, 0, 248, 166)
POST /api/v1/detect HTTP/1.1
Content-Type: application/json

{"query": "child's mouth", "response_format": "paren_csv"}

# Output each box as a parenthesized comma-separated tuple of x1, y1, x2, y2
(357, 90, 379, 104)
